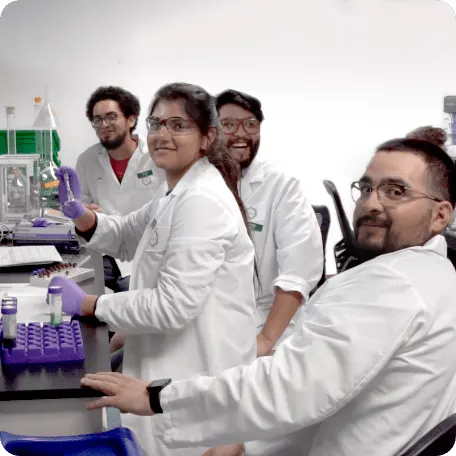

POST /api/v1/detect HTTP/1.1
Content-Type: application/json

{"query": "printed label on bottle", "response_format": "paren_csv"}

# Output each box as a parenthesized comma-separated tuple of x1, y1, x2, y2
(44, 180, 59, 189)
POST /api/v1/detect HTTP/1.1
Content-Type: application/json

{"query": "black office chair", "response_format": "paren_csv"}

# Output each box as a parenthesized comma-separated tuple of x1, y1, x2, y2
(399, 413, 456, 456)
(323, 180, 361, 273)
(312, 205, 331, 289)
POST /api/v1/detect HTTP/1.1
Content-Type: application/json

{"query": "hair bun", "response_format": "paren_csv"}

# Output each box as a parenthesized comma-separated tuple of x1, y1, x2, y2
(406, 126, 447, 148)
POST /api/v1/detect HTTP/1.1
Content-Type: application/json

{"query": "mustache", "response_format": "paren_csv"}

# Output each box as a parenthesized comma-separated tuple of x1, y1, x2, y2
(356, 214, 391, 228)
(227, 138, 253, 148)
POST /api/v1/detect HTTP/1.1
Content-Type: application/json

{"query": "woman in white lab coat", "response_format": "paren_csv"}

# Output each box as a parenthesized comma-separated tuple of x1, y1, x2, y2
(50, 82, 258, 456)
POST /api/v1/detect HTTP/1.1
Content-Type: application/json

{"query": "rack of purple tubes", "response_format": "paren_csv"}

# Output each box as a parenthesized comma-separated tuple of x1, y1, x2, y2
(0, 320, 85, 365)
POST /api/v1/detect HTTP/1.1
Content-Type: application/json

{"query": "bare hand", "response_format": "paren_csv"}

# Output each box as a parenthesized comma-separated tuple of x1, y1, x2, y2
(85, 203, 102, 213)
(202, 444, 245, 456)
(256, 333, 274, 357)
(81, 372, 152, 415)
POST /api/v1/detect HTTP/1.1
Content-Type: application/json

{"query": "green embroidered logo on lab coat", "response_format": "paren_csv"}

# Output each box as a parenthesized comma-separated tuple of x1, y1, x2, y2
(249, 222, 263, 232)
(137, 170, 153, 178)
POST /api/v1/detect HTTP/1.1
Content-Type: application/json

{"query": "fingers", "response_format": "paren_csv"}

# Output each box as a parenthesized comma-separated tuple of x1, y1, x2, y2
(86, 396, 116, 411)
(80, 377, 121, 396)
(85, 371, 136, 382)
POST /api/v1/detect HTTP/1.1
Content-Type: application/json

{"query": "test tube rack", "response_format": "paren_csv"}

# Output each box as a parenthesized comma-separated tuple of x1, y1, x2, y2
(29, 262, 95, 287)
(0, 320, 85, 365)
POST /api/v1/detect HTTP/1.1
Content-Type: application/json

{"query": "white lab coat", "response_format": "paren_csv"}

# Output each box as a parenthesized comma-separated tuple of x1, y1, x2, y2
(78, 157, 257, 456)
(75, 135, 165, 277)
(240, 158, 323, 342)
(153, 235, 456, 456)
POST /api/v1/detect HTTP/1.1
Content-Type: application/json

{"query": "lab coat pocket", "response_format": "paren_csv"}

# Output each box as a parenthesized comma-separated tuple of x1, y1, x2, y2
(144, 225, 171, 253)
(247, 202, 267, 234)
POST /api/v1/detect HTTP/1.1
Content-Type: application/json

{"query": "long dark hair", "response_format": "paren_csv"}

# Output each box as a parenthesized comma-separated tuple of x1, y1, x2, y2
(149, 82, 250, 228)
(149, 84, 261, 290)
(149, 82, 261, 290)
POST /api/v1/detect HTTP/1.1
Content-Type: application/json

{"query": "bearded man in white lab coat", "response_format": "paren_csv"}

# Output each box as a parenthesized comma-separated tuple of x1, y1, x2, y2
(76, 86, 165, 293)
(214, 89, 324, 357)
(81, 137, 456, 456)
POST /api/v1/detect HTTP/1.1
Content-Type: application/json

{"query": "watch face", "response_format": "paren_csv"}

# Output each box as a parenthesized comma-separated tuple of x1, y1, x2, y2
(149, 378, 171, 389)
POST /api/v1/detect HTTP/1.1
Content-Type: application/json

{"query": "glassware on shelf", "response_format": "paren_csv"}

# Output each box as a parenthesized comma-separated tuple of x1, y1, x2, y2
(4, 106, 28, 213)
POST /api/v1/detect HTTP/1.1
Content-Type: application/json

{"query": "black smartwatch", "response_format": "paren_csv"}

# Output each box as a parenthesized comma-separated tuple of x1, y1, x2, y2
(147, 378, 172, 414)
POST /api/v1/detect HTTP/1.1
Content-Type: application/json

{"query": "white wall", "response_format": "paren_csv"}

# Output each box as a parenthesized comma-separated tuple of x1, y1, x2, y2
(1, 0, 456, 273)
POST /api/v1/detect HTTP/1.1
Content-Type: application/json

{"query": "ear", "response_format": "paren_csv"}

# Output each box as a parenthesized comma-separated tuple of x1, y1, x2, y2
(201, 127, 217, 152)
(435, 200, 454, 229)
(127, 116, 136, 128)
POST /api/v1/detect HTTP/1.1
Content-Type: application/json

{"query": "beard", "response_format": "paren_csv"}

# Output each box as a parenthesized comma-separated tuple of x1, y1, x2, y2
(230, 138, 260, 170)
(100, 131, 127, 150)
(353, 209, 434, 262)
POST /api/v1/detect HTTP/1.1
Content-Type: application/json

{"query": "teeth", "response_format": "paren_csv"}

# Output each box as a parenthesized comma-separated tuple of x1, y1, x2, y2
(232, 144, 247, 148)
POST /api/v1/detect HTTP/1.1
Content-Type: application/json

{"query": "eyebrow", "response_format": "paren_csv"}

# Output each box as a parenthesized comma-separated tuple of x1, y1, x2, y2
(359, 176, 410, 187)
(220, 116, 257, 121)
(93, 111, 117, 118)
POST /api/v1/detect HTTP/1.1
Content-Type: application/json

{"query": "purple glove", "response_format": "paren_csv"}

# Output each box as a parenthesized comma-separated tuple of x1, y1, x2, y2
(48, 276, 86, 315)
(31, 218, 50, 227)
(55, 166, 85, 219)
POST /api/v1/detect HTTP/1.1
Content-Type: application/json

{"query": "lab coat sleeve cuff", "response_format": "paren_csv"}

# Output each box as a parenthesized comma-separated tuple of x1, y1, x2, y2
(272, 275, 311, 301)
(76, 213, 109, 247)
(93, 294, 110, 323)
(153, 382, 193, 449)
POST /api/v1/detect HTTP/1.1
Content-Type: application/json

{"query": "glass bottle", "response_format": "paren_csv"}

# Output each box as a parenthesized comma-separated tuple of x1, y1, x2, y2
(34, 100, 60, 211)
(5, 106, 27, 213)
(37, 130, 60, 210)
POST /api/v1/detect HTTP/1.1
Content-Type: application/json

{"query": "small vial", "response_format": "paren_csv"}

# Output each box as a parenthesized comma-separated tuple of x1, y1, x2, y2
(2, 297, 17, 348)
(48, 285, 63, 326)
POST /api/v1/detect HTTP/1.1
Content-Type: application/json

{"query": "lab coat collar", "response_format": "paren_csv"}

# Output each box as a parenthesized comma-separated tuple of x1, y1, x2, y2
(239, 157, 265, 200)
(417, 234, 448, 257)
(95, 134, 148, 187)
(242, 156, 265, 184)
(95, 134, 147, 158)
(165, 157, 211, 197)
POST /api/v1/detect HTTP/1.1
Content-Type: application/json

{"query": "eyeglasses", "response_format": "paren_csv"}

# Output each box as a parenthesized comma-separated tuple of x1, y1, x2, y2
(91, 112, 120, 128)
(145, 116, 197, 136)
(220, 118, 260, 135)
(351, 181, 443, 206)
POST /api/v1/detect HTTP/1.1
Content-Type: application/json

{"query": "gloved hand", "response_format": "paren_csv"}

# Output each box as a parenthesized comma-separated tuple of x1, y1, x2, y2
(55, 166, 85, 219)
(48, 276, 86, 315)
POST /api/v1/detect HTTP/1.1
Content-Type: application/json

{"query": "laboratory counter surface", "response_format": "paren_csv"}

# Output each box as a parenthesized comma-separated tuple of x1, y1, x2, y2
(0, 247, 109, 401)
(0, 316, 111, 402)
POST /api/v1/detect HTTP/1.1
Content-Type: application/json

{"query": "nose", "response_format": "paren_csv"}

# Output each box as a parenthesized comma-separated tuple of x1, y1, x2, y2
(361, 188, 384, 212)
(233, 124, 248, 137)
(156, 124, 172, 140)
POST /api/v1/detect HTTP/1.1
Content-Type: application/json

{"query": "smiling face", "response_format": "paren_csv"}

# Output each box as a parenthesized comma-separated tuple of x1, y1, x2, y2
(353, 151, 452, 260)
(218, 103, 261, 169)
(147, 99, 211, 183)
(92, 99, 135, 150)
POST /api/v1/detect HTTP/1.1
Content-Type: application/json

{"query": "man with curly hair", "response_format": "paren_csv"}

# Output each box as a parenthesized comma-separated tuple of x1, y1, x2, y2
(76, 86, 165, 293)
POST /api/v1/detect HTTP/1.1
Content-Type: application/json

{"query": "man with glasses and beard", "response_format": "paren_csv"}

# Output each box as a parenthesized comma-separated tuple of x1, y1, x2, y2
(76, 86, 165, 294)
(81, 138, 456, 456)
(215, 89, 324, 357)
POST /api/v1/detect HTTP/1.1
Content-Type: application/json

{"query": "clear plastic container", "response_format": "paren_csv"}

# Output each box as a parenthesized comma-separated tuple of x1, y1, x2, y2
(48, 285, 63, 326)
(2, 296, 18, 347)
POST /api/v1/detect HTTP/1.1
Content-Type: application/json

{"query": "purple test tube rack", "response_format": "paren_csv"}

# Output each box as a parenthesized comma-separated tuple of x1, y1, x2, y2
(1, 321, 85, 365)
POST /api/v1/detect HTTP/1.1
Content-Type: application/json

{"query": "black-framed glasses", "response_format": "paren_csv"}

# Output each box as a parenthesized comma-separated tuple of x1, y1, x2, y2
(351, 181, 443, 206)
(220, 118, 260, 135)
(145, 116, 197, 136)
(91, 112, 120, 128)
